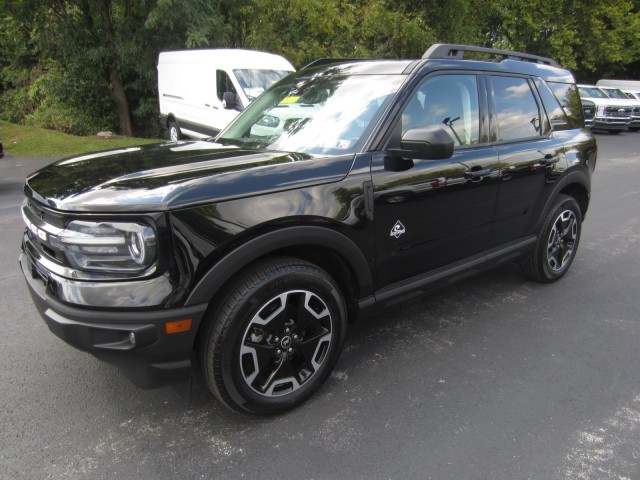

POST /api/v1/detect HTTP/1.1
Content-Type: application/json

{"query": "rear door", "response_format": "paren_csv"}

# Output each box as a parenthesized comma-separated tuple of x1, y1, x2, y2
(487, 74, 565, 245)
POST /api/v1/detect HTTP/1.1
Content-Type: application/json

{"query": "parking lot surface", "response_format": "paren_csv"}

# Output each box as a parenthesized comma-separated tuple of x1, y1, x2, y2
(1, 132, 639, 479)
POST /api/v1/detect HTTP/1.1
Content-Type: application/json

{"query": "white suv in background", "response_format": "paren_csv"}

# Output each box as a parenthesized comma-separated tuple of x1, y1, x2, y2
(578, 85, 633, 133)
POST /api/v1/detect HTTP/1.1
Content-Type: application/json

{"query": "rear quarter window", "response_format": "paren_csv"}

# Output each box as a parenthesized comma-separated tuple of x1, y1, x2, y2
(546, 82, 584, 129)
(534, 78, 569, 130)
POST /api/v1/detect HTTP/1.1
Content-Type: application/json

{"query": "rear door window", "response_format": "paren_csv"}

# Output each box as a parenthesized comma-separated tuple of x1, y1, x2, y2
(489, 76, 543, 141)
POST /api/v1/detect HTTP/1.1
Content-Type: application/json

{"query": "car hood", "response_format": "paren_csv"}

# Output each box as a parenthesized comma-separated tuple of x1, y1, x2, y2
(24, 141, 355, 212)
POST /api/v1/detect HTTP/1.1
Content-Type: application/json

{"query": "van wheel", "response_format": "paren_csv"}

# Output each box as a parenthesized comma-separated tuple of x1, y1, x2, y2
(168, 120, 181, 142)
(198, 257, 347, 415)
(522, 194, 581, 283)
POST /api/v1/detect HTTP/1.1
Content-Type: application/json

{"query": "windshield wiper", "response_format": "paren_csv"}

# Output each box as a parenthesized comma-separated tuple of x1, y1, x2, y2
(215, 137, 246, 147)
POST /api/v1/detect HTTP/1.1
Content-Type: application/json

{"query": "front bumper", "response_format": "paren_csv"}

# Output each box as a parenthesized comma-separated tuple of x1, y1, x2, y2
(592, 115, 629, 131)
(20, 253, 208, 388)
(628, 116, 640, 129)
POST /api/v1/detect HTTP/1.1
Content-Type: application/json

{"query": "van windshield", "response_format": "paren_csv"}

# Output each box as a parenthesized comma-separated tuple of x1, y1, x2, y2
(234, 69, 293, 101)
(217, 69, 404, 156)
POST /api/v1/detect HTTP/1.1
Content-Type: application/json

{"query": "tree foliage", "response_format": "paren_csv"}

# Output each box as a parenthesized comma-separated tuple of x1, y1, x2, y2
(1, 0, 639, 137)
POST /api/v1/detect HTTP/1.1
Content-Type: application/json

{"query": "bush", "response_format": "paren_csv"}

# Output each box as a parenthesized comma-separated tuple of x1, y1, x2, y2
(19, 67, 116, 136)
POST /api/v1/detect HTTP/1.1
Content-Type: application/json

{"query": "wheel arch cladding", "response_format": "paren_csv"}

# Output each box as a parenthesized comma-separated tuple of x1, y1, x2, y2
(559, 182, 590, 219)
(184, 226, 373, 309)
(541, 170, 591, 223)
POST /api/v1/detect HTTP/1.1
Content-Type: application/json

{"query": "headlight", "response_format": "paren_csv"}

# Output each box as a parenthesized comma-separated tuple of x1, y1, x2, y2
(50, 220, 157, 274)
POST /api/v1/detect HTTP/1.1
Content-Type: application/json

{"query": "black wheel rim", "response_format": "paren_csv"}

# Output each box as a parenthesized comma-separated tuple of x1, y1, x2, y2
(239, 290, 333, 397)
(546, 209, 578, 272)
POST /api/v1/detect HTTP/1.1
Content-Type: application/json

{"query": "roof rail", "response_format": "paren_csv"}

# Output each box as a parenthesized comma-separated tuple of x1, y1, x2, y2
(422, 44, 559, 67)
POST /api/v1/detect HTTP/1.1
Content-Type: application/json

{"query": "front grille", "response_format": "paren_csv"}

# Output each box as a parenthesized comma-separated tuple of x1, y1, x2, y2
(604, 105, 632, 117)
(22, 199, 68, 268)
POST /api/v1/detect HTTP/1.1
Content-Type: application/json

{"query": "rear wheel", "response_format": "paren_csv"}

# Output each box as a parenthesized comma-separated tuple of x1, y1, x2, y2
(522, 194, 582, 283)
(198, 257, 347, 415)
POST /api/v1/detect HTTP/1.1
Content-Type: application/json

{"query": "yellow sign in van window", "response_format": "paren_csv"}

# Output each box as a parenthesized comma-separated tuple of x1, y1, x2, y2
(280, 96, 300, 104)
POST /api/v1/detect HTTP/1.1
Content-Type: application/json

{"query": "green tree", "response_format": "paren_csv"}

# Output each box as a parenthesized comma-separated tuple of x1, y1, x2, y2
(481, 0, 640, 80)
(0, 0, 229, 136)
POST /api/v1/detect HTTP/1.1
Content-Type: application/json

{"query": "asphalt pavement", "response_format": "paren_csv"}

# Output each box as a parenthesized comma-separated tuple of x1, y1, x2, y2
(1, 132, 639, 479)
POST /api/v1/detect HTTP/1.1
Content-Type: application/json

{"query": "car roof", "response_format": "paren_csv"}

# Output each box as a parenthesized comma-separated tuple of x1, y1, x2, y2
(302, 44, 574, 83)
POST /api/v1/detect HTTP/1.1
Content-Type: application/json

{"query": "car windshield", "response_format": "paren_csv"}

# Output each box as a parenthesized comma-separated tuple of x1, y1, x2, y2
(579, 87, 608, 99)
(602, 88, 631, 99)
(233, 69, 294, 101)
(217, 69, 405, 156)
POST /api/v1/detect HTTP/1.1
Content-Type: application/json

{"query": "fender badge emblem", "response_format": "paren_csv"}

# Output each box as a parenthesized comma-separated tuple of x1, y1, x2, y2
(390, 221, 406, 239)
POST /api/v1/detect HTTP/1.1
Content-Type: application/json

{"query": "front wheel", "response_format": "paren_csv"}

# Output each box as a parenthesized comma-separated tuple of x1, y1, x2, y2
(522, 194, 582, 283)
(168, 120, 181, 142)
(198, 257, 347, 415)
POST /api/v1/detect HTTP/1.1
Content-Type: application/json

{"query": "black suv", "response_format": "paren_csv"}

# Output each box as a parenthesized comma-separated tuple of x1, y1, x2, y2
(20, 44, 596, 414)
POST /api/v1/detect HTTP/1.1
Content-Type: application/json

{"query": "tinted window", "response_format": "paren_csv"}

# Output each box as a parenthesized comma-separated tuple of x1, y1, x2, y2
(216, 70, 238, 101)
(533, 78, 565, 131)
(491, 76, 541, 141)
(402, 74, 481, 146)
(548, 82, 584, 128)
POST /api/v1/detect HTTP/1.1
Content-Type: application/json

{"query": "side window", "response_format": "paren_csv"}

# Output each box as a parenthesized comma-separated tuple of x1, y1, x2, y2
(490, 76, 542, 141)
(546, 82, 585, 129)
(216, 70, 237, 101)
(533, 77, 566, 131)
(401, 74, 480, 146)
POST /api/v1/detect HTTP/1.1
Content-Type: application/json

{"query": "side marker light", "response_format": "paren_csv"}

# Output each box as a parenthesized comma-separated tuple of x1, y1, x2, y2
(165, 319, 193, 334)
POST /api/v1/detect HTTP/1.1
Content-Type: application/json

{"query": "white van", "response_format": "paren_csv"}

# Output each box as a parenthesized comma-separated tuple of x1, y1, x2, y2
(158, 49, 295, 141)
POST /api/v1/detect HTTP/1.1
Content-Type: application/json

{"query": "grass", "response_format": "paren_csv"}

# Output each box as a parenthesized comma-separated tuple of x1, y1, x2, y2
(0, 120, 162, 157)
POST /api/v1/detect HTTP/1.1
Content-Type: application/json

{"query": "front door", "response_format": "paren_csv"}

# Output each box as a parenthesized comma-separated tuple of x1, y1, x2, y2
(372, 73, 501, 286)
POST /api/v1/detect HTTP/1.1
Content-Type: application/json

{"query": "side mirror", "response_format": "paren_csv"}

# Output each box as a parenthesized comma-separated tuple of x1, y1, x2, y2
(389, 126, 454, 160)
(222, 92, 237, 110)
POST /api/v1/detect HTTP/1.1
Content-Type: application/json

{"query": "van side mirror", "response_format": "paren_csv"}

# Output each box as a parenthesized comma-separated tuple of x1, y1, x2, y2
(388, 126, 454, 160)
(222, 92, 237, 110)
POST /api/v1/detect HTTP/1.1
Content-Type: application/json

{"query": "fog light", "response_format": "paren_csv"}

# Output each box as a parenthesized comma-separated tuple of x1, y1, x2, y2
(129, 332, 136, 346)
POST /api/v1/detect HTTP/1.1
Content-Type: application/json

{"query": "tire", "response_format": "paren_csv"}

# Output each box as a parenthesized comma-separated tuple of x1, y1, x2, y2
(629, 127, 640, 132)
(198, 257, 347, 415)
(168, 120, 181, 142)
(522, 194, 582, 283)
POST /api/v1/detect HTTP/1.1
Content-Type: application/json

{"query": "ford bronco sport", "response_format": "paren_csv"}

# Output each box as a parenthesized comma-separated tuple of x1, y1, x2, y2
(20, 44, 596, 414)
